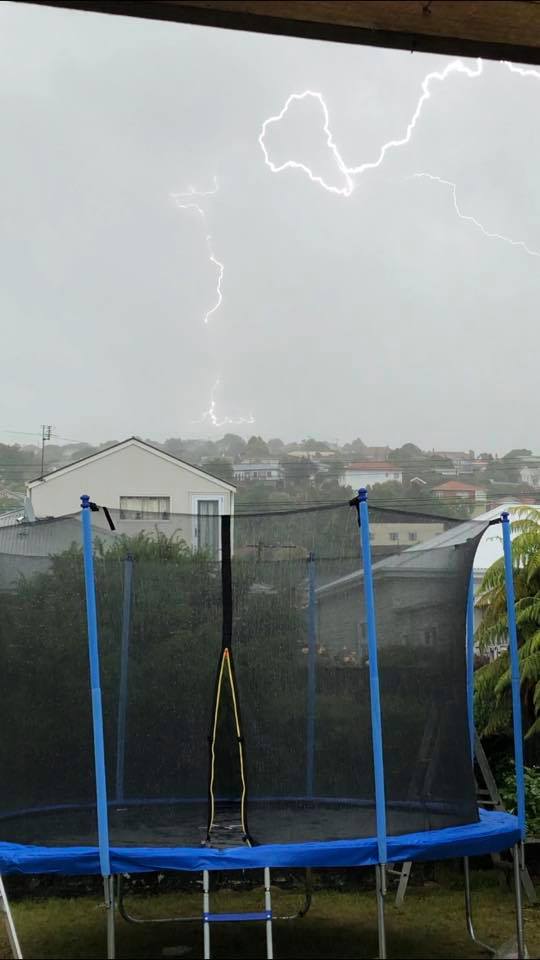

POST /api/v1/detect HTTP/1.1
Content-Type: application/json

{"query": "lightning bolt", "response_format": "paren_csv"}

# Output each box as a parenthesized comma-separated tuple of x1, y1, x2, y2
(504, 62, 540, 80)
(259, 59, 483, 196)
(410, 173, 540, 257)
(259, 90, 355, 197)
(198, 378, 255, 428)
(408, 62, 540, 259)
(171, 179, 255, 427)
(171, 178, 223, 324)
(260, 58, 540, 261)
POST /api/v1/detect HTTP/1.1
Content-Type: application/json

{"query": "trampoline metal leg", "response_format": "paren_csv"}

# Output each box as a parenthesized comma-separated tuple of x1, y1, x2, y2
(104, 876, 116, 960)
(203, 870, 210, 960)
(463, 857, 496, 955)
(0, 875, 23, 960)
(275, 868, 313, 920)
(375, 864, 387, 960)
(264, 867, 274, 960)
(513, 843, 526, 960)
(116, 874, 200, 925)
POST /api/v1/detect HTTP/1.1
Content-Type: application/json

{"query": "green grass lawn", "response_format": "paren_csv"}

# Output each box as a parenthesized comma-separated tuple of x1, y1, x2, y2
(1, 871, 540, 959)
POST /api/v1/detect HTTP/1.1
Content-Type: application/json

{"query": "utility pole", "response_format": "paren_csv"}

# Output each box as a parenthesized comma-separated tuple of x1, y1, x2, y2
(40, 425, 52, 478)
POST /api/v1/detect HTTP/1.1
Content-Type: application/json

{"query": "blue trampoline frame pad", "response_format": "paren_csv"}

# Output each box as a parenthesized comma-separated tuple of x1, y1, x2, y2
(0, 810, 519, 876)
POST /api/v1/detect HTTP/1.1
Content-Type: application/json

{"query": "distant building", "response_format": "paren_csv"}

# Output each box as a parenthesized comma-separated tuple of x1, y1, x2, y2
(315, 520, 464, 658)
(286, 450, 336, 460)
(431, 451, 485, 477)
(519, 459, 540, 488)
(364, 446, 391, 461)
(432, 480, 487, 505)
(339, 462, 403, 489)
(369, 520, 446, 550)
(233, 460, 284, 486)
(435, 450, 474, 465)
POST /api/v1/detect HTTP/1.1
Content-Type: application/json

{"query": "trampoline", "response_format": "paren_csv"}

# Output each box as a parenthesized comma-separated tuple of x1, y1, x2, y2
(0, 492, 527, 959)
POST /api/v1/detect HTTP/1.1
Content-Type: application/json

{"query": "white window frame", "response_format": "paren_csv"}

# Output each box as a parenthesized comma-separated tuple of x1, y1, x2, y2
(119, 495, 171, 520)
(191, 494, 225, 556)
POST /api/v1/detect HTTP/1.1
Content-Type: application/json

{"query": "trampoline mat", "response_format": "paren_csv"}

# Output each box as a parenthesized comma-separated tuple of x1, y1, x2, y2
(0, 798, 478, 848)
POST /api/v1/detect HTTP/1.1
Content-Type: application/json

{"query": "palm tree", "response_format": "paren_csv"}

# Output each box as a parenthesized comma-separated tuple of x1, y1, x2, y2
(475, 507, 540, 739)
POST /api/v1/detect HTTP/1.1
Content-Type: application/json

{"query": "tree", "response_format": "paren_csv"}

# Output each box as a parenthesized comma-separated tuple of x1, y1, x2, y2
(0, 443, 41, 493)
(300, 438, 331, 452)
(280, 456, 318, 487)
(162, 437, 187, 459)
(368, 480, 405, 503)
(267, 438, 285, 455)
(203, 458, 234, 484)
(245, 436, 270, 459)
(503, 449, 532, 460)
(388, 443, 425, 465)
(483, 458, 523, 485)
(475, 507, 540, 739)
(216, 434, 246, 459)
(341, 437, 367, 456)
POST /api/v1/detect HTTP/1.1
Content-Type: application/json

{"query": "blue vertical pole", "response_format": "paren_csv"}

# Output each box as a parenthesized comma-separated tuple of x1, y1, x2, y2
(306, 552, 317, 797)
(501, 511, 526, 838)
(466, 576, 476, 762)
(81, 494, 111, 877)
(358, 489, 387, 864)
(115, 554, 133, 803)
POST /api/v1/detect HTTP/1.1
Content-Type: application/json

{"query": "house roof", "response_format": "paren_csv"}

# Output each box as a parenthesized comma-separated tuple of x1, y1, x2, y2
(346, 462, 401, 472)
(471, 502, 540, 576)
(432, 480, 483, 492)
(27, 437, 236, 493)
(0, 513, 115, 557)
(0, 509, 24, 528)
(317, 502, 540, 602)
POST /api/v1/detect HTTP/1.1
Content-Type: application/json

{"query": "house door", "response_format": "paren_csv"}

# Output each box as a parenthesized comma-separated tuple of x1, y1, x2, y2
(192, 496, 224, 558)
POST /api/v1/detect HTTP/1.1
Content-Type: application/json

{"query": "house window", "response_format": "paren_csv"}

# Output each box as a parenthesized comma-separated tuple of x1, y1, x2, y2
(408, 532, 418, 542)
(196, 499, 219, 555)
(389, 532, 399, 542)
(120, 496, 171, 520)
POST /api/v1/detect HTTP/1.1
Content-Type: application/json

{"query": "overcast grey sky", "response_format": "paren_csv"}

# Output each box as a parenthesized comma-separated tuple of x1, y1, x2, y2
(1, 2, 539, 451)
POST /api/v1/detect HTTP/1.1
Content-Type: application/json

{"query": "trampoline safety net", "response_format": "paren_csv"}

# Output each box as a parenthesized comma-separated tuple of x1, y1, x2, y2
(0, 503, 488, 850)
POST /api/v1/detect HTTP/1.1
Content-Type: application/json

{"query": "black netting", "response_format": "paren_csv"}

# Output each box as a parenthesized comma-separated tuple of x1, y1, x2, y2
(0, 520, 97, 846)
(0, 503, 485, 850)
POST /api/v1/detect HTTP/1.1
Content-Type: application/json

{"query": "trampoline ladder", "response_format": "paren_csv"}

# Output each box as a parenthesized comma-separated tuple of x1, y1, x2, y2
(0, 875, 23, 960)
(392, 735, 537, 907)
(474, 734, 536, 903)
(202, 867, 274, 960)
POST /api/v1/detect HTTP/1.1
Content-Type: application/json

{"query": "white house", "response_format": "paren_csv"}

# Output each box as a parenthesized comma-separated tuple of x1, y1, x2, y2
(519, 460, 540, 488)
(26, 437, 236, 555)
(339, 462, 403, 489)
(233, 459, 284, 486)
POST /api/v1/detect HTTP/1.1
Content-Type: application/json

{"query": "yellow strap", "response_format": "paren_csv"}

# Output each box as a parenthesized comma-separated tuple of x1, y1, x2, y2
(208, 649, 249, 842)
